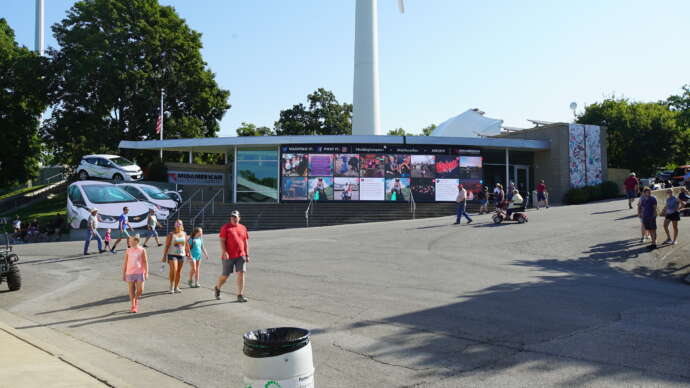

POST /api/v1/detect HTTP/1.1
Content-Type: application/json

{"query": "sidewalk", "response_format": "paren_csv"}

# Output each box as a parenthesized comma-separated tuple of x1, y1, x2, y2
(0, 322, 107, 387)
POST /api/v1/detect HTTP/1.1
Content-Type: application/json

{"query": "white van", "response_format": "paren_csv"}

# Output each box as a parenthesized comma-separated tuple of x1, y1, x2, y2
(117, 183, 177, 220)
(76, 154, 143, 183)
(67, 181, 154, 229)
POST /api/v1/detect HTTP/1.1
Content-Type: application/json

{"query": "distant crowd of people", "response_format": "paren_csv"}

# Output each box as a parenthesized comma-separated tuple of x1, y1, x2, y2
(10, 215, 66, 243)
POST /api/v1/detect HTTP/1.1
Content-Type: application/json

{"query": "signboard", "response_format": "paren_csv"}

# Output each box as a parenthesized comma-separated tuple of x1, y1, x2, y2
(167, 171, 225, 186)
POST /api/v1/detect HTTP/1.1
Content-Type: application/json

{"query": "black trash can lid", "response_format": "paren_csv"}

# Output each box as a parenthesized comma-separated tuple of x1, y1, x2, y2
(243, 327, 310, 358)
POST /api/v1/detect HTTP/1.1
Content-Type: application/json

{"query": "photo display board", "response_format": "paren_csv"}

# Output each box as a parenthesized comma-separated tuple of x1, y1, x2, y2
(280, 145, 482, 202)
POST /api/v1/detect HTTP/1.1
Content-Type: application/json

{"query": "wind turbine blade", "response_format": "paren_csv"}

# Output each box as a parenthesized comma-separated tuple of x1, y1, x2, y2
(397, 0, 405, 13)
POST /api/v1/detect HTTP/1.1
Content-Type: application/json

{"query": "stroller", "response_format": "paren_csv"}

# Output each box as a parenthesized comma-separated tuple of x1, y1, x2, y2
(492, 200, 528, 224)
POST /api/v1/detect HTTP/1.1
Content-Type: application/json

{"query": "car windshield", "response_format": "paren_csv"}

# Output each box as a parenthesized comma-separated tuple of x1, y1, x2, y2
(109, 157, 135, 167)
(141, 186, 172, 200)
(82, 185, 137, 204)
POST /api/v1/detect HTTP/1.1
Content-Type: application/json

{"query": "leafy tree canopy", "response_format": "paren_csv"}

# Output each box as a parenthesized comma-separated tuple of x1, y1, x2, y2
(420, 123, 437, 136)
(577, 97, 687, 176)
(44, 0, 230, 167)
(0, 18, 50, 186)
(236, 122, 275, 137)
(387, 128, 412, 136)
(274, 88, 352, 136)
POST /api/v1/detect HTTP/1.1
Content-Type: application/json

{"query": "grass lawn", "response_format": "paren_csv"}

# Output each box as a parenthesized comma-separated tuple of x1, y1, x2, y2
(0, 185, 47, 201)
(2, 193, 67, 233)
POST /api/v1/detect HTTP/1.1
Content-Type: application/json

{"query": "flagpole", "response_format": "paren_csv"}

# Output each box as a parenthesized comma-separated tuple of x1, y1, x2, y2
(159, 88, 165, 160)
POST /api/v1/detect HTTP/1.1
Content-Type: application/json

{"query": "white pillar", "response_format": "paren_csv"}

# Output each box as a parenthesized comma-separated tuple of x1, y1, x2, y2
(505, 148, 509, 187)
(224, 151, 228, 165)
(232, 146, 238, 203)
(352, 0, 381, 136)
(188, 151, 192, 164)
(35, 0, 44, 56)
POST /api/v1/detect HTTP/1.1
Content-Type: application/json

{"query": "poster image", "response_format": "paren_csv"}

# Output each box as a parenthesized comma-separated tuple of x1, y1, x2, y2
(360, 154, 385, 177)
(334, 177, 360, 200)
(435, 179, 459, 201)
(435, 155, 459, 178)
(308, 154, 333, 176)
(334, 154, 360, 177)
(385, 178, 410, 201)
(411, 155, 435, 178)
(459, 166, 483, 180)
(281, 177, 308, 200)
(359, 177, 385, 200)
(384, 155, 412, 178)
(282, 154, 309, 177)
(411, 178, 435, 201)
(459, 156, 483, 168)
(459, 179, 483, 194)
(308, 177, 333, 201)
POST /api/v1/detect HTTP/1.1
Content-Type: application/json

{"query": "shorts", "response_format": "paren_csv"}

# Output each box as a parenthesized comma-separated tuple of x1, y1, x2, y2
(147, 228, 158, 238)
(537, 192, 546, 201)
(479, 199, 488, 206)
(665, 212, 680, 222)
(167, 254, 185, 261)
(125, 273, 145, 282)
(190, 254, 203, 261)
(642, 216, 657, 231)
(222, 256, 246, 276)
(626, 190, 636, 199)
(116, 229, 130, 239)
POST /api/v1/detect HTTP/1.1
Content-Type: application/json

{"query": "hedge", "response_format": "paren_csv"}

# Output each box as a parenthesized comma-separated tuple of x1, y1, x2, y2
(564, 181, 621, 204)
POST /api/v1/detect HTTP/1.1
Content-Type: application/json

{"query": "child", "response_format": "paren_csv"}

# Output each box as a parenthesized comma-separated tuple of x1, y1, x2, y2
(122, 235, 148, 313)
(104, 228, 112, 250)
(187, 227, 208, 288)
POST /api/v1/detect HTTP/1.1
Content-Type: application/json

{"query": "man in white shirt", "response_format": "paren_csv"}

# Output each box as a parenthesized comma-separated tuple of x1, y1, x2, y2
(454, 184, 473, 225)
(83, 208, 105, 255)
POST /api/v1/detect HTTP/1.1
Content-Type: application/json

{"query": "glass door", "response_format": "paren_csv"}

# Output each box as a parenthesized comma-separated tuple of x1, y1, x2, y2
(515, 165, 530, 203)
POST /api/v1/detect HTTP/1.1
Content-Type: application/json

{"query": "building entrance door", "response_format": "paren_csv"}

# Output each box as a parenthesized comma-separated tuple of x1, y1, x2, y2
(515, 164, 530, 200)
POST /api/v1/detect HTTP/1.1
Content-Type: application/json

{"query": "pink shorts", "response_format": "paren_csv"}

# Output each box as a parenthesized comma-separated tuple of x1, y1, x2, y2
(125, 273, 145, 282)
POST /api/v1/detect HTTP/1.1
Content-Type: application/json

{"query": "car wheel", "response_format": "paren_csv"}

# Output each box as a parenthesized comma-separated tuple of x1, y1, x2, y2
(492, 215, 502, 224)
(79, 219, 88, 229)
(78, 170, 89, 180)
(112, 173, 124, 184)
(7, 260, 21, 291)
(517, 216, 526, 224)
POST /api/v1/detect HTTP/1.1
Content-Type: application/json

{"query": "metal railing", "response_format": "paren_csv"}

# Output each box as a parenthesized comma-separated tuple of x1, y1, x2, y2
(305, 197, 315, 227)
(165, 188, 203, 234)
(409, 191, 416, 220)
(43, 172, 68, 185)
(190, 189, 225, 229)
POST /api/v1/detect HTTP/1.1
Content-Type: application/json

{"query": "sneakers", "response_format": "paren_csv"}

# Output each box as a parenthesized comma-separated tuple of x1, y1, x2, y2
(214, 286, 221, 300)
(663, 239, 673, 245)
(169, 287, 175, 294)
(99, 250, 106, 254)
(195, 282, 201, 288)
(639, 237, 645, 243)
(467, 220, 473, 224)
(237, 294, 248, 303)
(157, 243, 163, 247)
(174, 287, 182, 294)
(188, 279, 193, 288)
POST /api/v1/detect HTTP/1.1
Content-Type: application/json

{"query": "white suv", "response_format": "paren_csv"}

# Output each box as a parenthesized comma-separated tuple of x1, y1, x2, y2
(77, 154, 143, 183)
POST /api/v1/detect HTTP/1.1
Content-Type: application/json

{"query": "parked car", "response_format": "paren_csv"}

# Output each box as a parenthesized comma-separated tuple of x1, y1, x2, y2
(117, 183, 178, 220)
(671, 165, 690, 186)
(639, 178, 661, 192)
(76, 154, 143, 183)
(67, 181, 153, 229)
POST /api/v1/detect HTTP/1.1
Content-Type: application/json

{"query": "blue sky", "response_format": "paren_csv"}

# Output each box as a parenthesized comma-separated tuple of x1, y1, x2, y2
(3, 0, 689, 136)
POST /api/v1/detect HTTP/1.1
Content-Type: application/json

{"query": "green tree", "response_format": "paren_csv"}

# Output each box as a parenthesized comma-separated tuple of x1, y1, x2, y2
(236, 122, 275, 137)
(0, 19, 50, 186)
(667, 85, 690, 164)
(420, 123, 437, 136)
(274, 88, 352, 135)
(387, 128, 412, 136)
(44, 0, 230, 167)
(577, 97, 684, 176)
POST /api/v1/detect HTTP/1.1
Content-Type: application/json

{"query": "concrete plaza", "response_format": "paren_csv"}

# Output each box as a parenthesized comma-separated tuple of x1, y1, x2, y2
(1, 199, 689, 387)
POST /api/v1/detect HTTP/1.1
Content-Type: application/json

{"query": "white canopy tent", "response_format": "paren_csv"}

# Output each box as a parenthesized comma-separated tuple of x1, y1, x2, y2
(431, 109, 503, 137)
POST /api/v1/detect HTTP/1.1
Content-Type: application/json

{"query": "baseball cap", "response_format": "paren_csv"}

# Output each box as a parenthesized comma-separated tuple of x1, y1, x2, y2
(231, 210, 240, 218)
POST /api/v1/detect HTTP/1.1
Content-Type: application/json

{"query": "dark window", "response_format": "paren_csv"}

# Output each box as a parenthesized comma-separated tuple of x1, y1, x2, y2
(123, 186, 146, 200)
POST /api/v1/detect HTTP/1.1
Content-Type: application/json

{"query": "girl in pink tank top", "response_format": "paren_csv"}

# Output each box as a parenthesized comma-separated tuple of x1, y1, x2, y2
(122, 235, 149, 313)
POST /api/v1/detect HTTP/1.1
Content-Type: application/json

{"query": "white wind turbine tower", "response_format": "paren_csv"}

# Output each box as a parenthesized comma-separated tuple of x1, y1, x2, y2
(352, 0, 404, 136)
(35, 0, 45, 55)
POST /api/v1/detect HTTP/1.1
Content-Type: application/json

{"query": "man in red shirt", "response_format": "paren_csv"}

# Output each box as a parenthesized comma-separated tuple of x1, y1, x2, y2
(624, 172, 640, 209)
(536, 180, 549, 209)
(214, 210, 250, 302)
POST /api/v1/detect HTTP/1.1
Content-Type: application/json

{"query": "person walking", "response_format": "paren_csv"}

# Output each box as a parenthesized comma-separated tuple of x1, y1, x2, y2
(478, 186, 489, 214)
(187, 227, 208, 288)
(454, 184, 473, 225)
(110, 207, 131, 253)
(12, 216, 21, 234)
(83, 208, 106, 255)
(638, 187, 658, 250)
(142, 209, 163, 248)
(536, 180, 549, 209)
(104, 229, 112, 251)
(121, 235, 148, 313)
(161, 219, 190, 294)
(214, 211, 250, 302)
(661, 189, 680, 245)
(624, 173, 640, 209)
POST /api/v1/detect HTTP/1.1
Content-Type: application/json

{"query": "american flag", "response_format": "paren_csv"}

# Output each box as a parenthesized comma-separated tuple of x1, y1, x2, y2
(154, 109, 163, 134)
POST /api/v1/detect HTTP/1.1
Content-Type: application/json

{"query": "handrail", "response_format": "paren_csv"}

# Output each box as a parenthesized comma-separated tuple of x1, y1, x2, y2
(44, 172, 67, 185)
(409, 191, 416, 220)
(165, 188, 203, 234)
(305, 197, 314, 227)
(191, 189, 225, 229)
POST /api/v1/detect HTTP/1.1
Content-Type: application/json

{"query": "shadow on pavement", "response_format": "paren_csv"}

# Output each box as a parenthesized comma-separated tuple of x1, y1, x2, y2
(36, 291, 172, 315)
(329, 238, 690, 385)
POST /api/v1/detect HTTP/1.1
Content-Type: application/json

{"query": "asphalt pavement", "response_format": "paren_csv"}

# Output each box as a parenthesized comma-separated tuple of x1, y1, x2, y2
(1, 199, 689, 387)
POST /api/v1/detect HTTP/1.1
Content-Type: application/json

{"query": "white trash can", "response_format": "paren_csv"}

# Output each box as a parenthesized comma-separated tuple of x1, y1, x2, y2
(242, 327, 315, 388)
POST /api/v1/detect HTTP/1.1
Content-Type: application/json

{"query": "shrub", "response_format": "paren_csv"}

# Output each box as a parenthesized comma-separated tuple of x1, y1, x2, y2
(564, 180, 623, 204)
(564, 187, 589, 204)
(583, 185, 602, 201)
(145, 160, 168, 182)
(599, 181, 620, 199)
